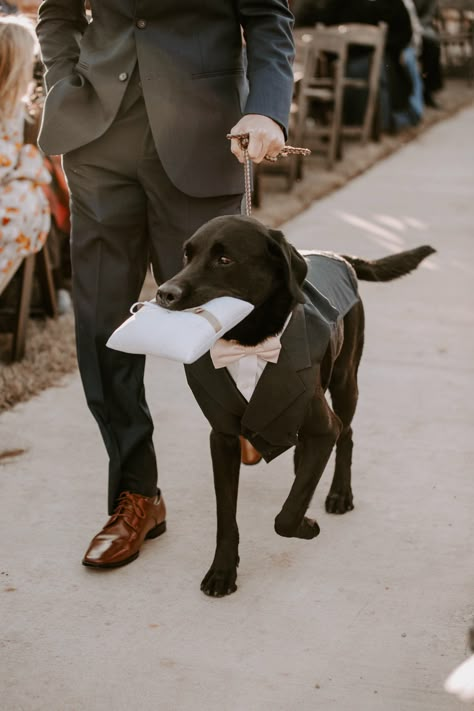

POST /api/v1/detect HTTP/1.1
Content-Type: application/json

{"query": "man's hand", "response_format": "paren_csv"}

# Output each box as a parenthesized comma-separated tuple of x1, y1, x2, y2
(229, 114, 285, 164)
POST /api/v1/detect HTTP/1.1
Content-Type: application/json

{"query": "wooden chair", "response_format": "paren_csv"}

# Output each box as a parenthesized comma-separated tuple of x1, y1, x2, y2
(0, 245, 57, 362)
(436, 0, 474, 83)
(292, 22, 387, 171)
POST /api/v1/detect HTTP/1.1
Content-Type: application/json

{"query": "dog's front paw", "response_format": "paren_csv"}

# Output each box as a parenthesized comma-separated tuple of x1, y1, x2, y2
(200, 565, 238, 597)
(294, 517, 321, 540)
(325, 489, 354, 514)
(274, 515, 320, 540)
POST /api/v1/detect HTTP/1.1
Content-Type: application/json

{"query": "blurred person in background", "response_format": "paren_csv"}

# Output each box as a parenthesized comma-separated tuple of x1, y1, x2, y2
(0, 0, 17, 14)
(0, 1, 42, 16)
(292, 0, 424, 131)
(0, 16, 51, 285)
(0, 0, 72, 313)
(389, 0, 424, 130)
(415, 0, 444, 107)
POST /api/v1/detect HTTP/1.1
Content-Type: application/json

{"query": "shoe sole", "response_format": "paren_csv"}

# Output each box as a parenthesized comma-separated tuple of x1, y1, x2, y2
(82, 521, 166, 569)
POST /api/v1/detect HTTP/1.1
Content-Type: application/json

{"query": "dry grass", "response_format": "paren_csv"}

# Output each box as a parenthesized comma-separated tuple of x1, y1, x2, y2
(0, 313, 76, 412)
(0, 80, 472, 413)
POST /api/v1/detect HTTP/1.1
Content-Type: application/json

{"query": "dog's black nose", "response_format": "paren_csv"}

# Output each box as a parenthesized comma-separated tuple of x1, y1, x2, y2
(156, 282, 184, 307)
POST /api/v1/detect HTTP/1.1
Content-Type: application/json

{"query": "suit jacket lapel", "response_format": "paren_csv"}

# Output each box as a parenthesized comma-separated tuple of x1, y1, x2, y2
(186, 350, 247, 417)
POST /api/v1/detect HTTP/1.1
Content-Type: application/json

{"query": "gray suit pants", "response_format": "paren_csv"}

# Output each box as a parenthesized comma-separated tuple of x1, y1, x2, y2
(63, 88, 242, 514)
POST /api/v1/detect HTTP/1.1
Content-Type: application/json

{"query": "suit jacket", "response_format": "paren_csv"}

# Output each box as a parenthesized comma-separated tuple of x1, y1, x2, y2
(185, 252, 360, 462)
(36, 0, 295, 197)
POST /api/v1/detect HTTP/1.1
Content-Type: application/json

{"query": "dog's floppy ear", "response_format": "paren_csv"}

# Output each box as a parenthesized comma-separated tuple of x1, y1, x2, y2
(267, 228, 307, 304)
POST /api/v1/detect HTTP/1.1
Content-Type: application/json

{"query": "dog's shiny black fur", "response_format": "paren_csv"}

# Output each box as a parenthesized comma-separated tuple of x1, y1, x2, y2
(157, 215, 435, 596)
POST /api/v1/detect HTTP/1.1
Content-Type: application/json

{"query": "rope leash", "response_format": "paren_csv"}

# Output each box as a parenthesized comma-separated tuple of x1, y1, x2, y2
(226, 133, 311, 217)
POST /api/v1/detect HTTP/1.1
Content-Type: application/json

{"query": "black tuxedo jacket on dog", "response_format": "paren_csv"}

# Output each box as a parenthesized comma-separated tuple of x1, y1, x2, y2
(185, 253, 360, 461)
(36, 0, 295, 197)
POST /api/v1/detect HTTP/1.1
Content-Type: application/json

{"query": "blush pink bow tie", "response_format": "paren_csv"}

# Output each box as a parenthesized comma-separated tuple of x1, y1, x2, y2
(210, 335, 282, 369)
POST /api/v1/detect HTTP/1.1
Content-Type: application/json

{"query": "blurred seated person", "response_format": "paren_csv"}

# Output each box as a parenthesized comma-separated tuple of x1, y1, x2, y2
(391, 0, 424, 130)
(414, 0, 443, 107)
(0, 16, 51, 287)
(23, 51, 73, 313)
(2, 0, 41, 15)
(0, 13, 72, 313)
(293, 0, 423, 132)
(0, 0, 17, 14)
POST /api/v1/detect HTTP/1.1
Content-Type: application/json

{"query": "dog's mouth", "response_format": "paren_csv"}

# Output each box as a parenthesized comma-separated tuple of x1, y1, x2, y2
(156, 282, 246, 311)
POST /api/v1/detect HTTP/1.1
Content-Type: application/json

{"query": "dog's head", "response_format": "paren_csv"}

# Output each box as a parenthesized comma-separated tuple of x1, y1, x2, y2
(156, 215, 308, 311)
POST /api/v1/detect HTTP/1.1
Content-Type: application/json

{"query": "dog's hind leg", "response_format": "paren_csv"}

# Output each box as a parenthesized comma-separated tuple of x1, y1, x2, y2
(326, 305, 364, 514)
(275, 393, 342, 540)
(325, 373, 357, 514)
(201, 430, 241, 597)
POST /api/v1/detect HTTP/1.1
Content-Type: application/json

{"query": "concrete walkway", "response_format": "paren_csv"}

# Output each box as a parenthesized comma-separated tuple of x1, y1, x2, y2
(1, 107, 473, 711)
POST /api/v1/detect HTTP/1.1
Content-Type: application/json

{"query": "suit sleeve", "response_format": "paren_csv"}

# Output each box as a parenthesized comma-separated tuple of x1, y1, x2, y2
(238, 0, 295, 137)
(36, 0, 88, 91)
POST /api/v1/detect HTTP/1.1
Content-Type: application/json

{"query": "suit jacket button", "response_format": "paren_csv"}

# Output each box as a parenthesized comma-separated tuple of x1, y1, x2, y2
(136, 18, 147, 29)
(118, 72, 128, 82)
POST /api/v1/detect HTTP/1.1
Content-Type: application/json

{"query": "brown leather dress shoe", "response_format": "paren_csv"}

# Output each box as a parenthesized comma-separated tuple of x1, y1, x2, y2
(240, 436, 262, 466)
(82, 491, 166, 569)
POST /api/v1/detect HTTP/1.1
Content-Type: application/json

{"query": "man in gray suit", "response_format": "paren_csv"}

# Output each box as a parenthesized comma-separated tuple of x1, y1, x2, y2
(36, 0, 295, 569)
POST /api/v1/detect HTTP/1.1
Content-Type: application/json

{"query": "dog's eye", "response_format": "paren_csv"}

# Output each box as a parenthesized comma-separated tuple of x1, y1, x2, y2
(217, 256, 233, 266)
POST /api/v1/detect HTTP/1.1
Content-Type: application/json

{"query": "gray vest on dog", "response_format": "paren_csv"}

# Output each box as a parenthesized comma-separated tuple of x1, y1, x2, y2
(185, 252, 360, 461)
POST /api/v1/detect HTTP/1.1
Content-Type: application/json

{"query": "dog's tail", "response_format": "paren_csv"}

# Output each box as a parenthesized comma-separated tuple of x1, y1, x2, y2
(342, 245, 436, 282)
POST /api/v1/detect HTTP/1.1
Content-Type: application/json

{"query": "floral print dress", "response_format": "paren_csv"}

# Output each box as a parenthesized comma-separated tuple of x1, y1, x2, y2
(0, 108, 51, 282)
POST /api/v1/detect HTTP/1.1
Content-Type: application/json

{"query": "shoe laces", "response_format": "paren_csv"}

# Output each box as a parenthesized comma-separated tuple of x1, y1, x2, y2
(107, 491, 147, 532)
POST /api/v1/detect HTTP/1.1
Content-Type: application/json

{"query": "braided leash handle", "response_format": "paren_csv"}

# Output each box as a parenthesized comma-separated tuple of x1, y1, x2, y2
(226, 133, 311, 216)
(226, 133, 311, 160)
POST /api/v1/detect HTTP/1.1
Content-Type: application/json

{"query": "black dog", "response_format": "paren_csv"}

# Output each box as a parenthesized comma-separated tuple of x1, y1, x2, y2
(156, 215, 435, 597)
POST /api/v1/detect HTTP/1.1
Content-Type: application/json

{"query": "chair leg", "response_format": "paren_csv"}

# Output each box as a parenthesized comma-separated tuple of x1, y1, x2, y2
(286, 153, 302, 190)
(371, 100, 382, 142)
(252, 163, 261, 209)
(36, 244, 58, 318)
(327, 61, 345, 169)
(296, 154, 304, 181)
(328, 102, 343, 169)
(336, 130, 344, 161)
(293, 90, 309, 177)
(289, 153, 298, 187)
(470, 34, 474, 86)
(12, 254, 36, 362)
(290, 111, 306, 184)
